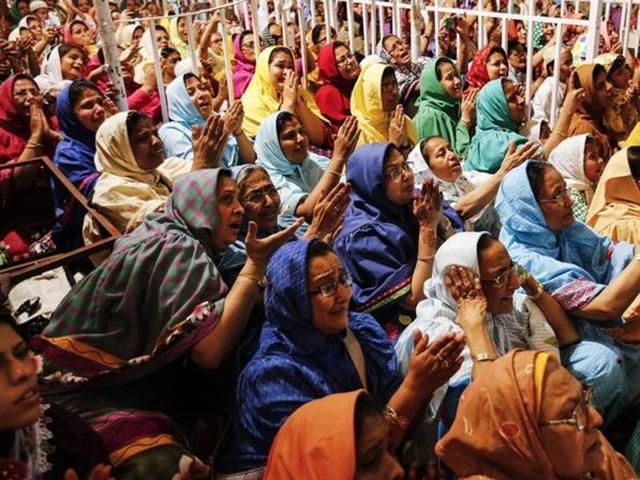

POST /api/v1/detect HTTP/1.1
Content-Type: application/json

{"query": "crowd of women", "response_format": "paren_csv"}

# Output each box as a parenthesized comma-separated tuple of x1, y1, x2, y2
(3, 0, 640, 478)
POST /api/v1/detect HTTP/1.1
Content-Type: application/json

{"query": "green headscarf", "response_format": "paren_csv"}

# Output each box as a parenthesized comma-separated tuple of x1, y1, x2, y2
(465, 78, 529, 174)
(413, 57, 470, 157)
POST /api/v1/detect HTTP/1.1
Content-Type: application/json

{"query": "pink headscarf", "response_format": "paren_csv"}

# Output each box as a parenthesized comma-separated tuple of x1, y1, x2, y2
(232, 31, 256, 100)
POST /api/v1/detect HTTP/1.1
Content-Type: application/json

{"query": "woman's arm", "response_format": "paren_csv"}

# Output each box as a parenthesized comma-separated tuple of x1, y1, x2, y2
(281, 70, 330, 147)
(543, 77, 585, 159)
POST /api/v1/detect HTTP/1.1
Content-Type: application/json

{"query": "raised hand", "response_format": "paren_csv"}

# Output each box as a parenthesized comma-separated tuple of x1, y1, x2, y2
(332, 116, 360, 163)
(224, 100, 244, 136)
(192, 113, 225, 169)
(388, 105, 406, 147)
(445, 266, 487, 330)
(461, 87, 479, 126)
(306, 183, 351, 243)
(281, 69, 299, 111)
(413, 179, 443, 228)
(245, 218, 303, 273)
(498, 141, 540, 174)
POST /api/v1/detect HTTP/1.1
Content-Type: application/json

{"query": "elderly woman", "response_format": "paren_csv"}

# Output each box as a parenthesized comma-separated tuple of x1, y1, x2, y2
(33, 169, 299, 479)
(436, 349, 635, 479)
(496, 160, 640, 423)
(241, 46, 332, 149)
(549, 134, 605, 223)
(0, 308, 112, 479)
(351, 63, 418, 154)
(264, 390, 404, 479)
(334, 143, 449, 341)
(218, 239, 465, 475)
(159, 73, 255, 167)
(413, 57, 477, 158)
(254, 111, 358, 231)
(587, 147, 640, 247)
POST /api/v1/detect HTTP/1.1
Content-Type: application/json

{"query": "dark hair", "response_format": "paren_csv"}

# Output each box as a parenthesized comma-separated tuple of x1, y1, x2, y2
(507, 40, 523, 54)
(0, 304, 18, 331)
(526, 161, 554, 200)
(125, 110, 152, 140)
(628, 146, 640, 182)
(69, 18, 87, 32)
(607, 55, 627, 80)
(68, 80, 102, 108)
(58, 43, 88, 62)
(584, 135, 602, 157)
(307, 239, 334, 261)
(477, 232, 499, 257)
(488, 46, 507, 62)
(354, 393, 384, 445)
(268, 46, 293, 65)
(154, 24, 169, 34)
(435, 57, 454, 81)
(591, 63, 607, 84)
(311, 24, 336, 45)
(275, 111, 297, 137)
(160, 47, 179, 59)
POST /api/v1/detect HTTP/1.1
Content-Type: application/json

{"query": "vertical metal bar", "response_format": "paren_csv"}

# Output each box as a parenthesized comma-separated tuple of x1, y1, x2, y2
(370, 0, 378, 52)
(550, 24, 563, 127)
(185, 13, 198, 71)
(362, 0, 370, 55)
(477, 0, 484, 49)
(392, 0, 399, 36)
(323, 0, 331, 34)
(250, 0, 261, 58)
(525, 0, 535, 111)
(378, 5, 384, 40)
(94, 0, 128, 111)
(346, 0, 356, 52)
(219, 5, 234, 103)
(297, 0, 309, 89)
(149, 18, 169, 124)
(586, 0, 603, 61)
(410, 0, 419, 61)
(310, 0, 317, 27)
(604, 0, 611, 23)
(434, 0, 440, 56)
(623, 0, 633, 53)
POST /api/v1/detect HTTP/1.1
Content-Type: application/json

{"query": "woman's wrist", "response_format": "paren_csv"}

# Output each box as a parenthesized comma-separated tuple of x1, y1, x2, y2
(242, 258, 266, 278)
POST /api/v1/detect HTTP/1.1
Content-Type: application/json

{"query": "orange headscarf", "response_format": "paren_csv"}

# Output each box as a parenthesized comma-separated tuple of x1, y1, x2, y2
(263, 390, 365, 479)
(436, 349, 635, 480)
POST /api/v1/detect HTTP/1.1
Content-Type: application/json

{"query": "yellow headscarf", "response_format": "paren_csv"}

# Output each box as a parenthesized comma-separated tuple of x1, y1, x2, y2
(241, 46, 326, 138)
(625, 122, 640, 147)
(169, 16, 189, 59)
(350, 63, 418, 147)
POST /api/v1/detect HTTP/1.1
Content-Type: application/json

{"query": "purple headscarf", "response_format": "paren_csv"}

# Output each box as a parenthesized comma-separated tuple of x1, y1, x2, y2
(233, 31, 256, 99)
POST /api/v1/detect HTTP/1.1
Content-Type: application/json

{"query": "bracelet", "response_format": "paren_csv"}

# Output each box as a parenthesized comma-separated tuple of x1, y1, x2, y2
(26, 141, 43, 149)
(237, 272, 267, 288)
(383, 405, 410, 429)
(550, 131, 567, 139)
(417, 253, 436, 262)
(326, 169, 341, 178)
(472, 353, 497, 362)
(525, 280, 545, 300)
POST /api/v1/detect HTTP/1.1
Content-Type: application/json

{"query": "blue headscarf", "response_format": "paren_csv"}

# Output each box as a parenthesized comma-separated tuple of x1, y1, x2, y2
(496, 161, 634, 297)
(165, 72, 206, 128)
(219, 239, 400, 472)
(465, 78, 529, 174)
(51, 80, 101, 251)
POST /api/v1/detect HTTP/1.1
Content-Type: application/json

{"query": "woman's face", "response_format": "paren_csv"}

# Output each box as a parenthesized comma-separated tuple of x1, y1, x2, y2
(240, 34, 256, 62)
(381, 70, 400, 112)
(487, 51, 508, 81)
(334, 44, 360, 81)
(278, 117, 309, 165)
(424, 137, 462, 182)
(212, 175, 245, 251)
(130, 116, 165, 170)
(155, 29, 170, 49)
(438, 61, 462, 100)
(559, 50, 574, 83)
(508, 45, 526, 72)
(383, 35, 410, 66)
(543, 22, 555, 42)
(477, 238, 520, 315)
(240, 169, 281, 231)
(27, 18, 43, 40)
(537, 167, 575, 231)
(384, 147, 414, 205)
(610, 62, 632, 90)
(161, 51, 181, 82)
(12, 78, 40, 118)
(70, 22, 90, 47)
(503, 80, 526, 125)
(583, 140, 605, 184)
(592, 69, 613, 112)
(132, 26, 144, 44)
(17, 0, 30, 17)
(77, 0, 91, 13)
(177, 17, 188, 42)
(73, 88, 106, 133)
(308, 251, 351, 335)
(0, 324, 40, 432)
(185, 76, 212, 119)
(516, 22, 527, 45)
(60, 47, 86, 80)
(356, 411, 404, 479)
(211, 32, 224, 55)
(539, 365, 604, 478)
(269, 50, 294, 94)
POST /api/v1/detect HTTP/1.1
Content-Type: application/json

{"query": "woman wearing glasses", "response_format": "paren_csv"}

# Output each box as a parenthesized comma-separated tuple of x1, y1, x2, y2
(437, 349, 635, 480)
(232, 30, 256, 100)
(217, 239, 465, 476)
(496, 160, 640, 426)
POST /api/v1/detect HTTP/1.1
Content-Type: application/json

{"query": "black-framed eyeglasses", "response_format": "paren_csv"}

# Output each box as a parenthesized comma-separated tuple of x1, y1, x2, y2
(384, 161, 413, 181)
(242, 185, 279, 205)
(480, 262, 522, 288)
(539, 384, 593, 431)
(308, 270, 352, 298)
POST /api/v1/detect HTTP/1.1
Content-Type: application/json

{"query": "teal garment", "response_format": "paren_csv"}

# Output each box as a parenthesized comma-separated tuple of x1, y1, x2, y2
(465, 79, 529, 174)
(413, 58, 470, 158)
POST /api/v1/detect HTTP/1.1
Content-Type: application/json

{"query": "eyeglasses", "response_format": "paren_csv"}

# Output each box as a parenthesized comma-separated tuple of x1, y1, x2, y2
(384, 161, 413, 181)
(241, 41, 255, 50)
(538, 188, 570, 204)
(480, 262, 523, 288)
(308, 270, 352, 298)
(539, 385, 593, 431)
(242, 185, 279, 205)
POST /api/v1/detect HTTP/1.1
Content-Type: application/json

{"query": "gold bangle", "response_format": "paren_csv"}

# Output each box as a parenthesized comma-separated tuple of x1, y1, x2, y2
(473, 353, 497, 362)
(526, 280, 545, 300)
(550, 131, 567, 139)
(237, 272, 267, 288)
(417, 254, 435, 262)
(383, 405, 409, 429)
(326, 169, 341, 178)
(26, 141, 43, 149)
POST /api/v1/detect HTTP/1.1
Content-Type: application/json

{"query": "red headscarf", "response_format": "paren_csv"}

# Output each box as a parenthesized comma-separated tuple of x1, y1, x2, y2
(465, 43, 506, 91)
(0, 75, 34, 162)
(315, 41, 356, 133)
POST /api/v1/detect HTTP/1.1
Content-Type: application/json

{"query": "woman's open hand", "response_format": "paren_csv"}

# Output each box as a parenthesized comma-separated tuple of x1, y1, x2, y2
(446, 266, 487, 331)
(413, 179, 443, 228)
(245, 218, 303, 273)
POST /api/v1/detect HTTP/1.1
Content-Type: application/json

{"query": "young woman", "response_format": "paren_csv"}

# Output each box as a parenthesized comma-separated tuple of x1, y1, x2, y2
(232, 30, 256, 100)
(34, 44, 88, 96)
(465, 42, 508, 91)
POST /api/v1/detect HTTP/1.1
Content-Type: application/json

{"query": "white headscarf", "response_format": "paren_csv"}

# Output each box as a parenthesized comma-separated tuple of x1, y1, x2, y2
(548, 134, 594, 202)
(35, 46, 72, 95)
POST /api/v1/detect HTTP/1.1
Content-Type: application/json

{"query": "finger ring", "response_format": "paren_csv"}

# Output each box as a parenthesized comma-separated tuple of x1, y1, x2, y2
(441, 359, 449, 369)
(333, 206, 341, 212)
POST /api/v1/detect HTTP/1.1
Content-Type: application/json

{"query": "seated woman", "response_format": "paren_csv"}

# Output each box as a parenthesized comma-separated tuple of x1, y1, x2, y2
(33, 169, 299, 479)
(0, 308, 113, 479)
(334, 143, 449, 341)
(436, 349, 635, 479)
(232, 30, 256, 100)
(496, 160, 640, 422)
(84, 110, 231, 238)
(255, 111, 358, 231)
(218, 239, 465, 475)
(159, 73, 255, 167)
(568, 64, 614, 158)
(64, 17, 96, 55)
(351, 63, 418, 155)
(595, 53, 640, 147)
(587, 146, 640, 247)
(413, 57, 476, 158)
(34, 44, 88, 97)
(408, 136, 538, 233)
(532, 46, 573, 124)
(315, 41, 360, 134)
(241, 46, 332, 150)
(549, 134, 604, 223)
(464, 42, 508, 92)
(264, 390, 404, 479)
(51, 80, 106, 253)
